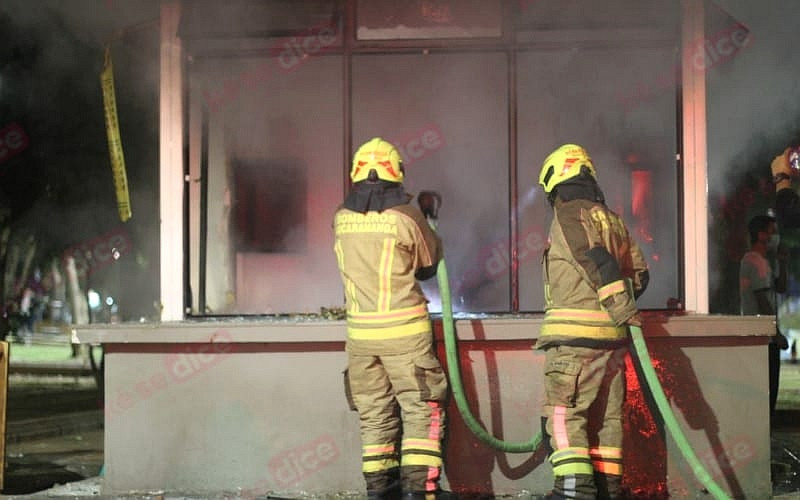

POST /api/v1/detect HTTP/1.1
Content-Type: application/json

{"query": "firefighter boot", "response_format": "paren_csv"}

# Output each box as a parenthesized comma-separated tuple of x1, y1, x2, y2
(366, 469, 401, 500)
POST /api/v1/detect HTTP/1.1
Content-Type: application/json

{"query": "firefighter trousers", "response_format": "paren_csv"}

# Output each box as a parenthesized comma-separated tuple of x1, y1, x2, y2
(540, 344, 628, 500)
(345, 348, 448, 496)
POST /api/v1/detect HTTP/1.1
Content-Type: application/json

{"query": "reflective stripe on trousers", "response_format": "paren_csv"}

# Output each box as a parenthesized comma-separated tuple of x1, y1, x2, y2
(347, 349, 447, 494)
(541, 344, 627, 499)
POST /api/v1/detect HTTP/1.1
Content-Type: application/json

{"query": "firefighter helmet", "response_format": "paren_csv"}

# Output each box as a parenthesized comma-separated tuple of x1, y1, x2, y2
(351, 137, 404, 183)
(539, 144, 596, 193)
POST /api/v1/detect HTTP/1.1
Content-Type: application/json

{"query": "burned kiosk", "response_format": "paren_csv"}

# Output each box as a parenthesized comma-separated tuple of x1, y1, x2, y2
(77, 1, 774, 498)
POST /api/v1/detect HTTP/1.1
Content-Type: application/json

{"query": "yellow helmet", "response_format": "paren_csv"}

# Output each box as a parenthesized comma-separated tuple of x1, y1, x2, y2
(539, 144, 596, 194)
(351, 137, 404, 183)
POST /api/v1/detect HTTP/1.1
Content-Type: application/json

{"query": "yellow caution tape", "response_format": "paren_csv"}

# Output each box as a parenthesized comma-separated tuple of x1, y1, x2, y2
(100, 46, 132, 222)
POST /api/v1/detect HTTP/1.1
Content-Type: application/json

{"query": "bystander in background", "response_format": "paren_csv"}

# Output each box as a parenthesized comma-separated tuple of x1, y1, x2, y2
(739, 214, 789, 416)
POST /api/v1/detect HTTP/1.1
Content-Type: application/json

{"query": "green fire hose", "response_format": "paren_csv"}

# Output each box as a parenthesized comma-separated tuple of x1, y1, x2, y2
(627, 324, 731, 500)
(433, 226, 541, 453)
(423, 197, 731, 499)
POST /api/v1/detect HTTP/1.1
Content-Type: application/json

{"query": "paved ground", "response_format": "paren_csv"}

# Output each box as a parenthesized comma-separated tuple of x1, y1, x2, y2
(4, 430, 103, 496)
(1, 366, 799, 499)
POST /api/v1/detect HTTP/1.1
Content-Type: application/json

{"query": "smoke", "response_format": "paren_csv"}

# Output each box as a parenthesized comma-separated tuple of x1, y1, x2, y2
(708, 0, 800, 196)
(0, 0, 162, 321)
(2, 1, 799, 318)
(705, 0, 800, 313)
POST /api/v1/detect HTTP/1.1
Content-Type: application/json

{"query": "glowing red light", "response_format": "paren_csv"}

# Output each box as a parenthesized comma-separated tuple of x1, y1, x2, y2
(631, 170, 654, 244)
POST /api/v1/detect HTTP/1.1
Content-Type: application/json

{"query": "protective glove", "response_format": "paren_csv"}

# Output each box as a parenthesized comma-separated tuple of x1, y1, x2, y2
(771, 147, 793, 189)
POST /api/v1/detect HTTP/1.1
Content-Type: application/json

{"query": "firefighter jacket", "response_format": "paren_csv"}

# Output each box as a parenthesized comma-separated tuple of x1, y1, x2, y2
(537, 197, 649, 349)
(333, 203, 443, 356)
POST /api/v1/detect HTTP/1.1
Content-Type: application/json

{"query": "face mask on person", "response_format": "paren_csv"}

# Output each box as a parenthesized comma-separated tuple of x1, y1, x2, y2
(767, 233, 780, 252)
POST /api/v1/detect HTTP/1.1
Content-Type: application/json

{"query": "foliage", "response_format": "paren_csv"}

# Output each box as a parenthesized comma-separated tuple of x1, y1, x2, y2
(8, 342, 75, 362)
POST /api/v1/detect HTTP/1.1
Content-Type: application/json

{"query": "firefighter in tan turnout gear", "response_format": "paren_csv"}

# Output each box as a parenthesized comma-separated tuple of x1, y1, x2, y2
(333, 137, 451, 500)
(536, 144, 649, 500)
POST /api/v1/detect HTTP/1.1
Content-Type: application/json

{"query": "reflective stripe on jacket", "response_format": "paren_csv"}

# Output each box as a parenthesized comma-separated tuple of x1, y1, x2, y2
(538, 197, 648, 348)
(333, 203, 442, 355)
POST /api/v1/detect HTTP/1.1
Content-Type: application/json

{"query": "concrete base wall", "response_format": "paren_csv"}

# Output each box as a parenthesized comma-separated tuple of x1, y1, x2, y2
(79, 314, 774, 498)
